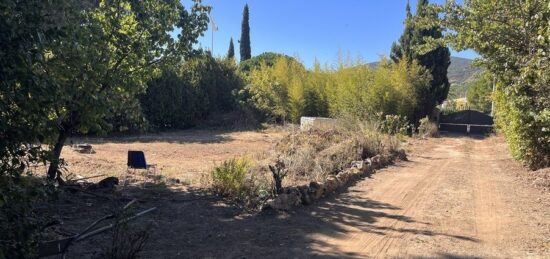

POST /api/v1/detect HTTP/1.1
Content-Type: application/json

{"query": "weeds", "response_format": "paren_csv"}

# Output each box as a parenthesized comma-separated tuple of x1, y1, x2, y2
(212, 157, 252, 199)
(418, 116, 439, 138)
(101, 206, 150, 259)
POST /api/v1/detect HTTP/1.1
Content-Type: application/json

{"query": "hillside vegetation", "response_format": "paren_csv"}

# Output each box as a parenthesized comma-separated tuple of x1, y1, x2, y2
(371, 56, 483, 98)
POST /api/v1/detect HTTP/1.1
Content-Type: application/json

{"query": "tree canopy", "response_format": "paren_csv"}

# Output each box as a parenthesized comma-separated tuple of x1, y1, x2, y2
(391, 0, 451, 122)
(422, 0, 549, 169)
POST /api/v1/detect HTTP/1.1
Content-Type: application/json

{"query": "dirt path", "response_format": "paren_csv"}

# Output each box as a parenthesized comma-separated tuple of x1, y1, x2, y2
(300, 136, 550, 258)
(68, 136, 549, 258)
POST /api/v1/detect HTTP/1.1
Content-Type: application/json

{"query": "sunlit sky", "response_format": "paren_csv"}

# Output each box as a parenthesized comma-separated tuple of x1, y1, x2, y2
(192, 0, 477, 67)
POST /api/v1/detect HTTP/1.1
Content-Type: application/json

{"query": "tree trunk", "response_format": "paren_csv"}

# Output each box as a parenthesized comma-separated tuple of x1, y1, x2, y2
(47, 130, 68, 181)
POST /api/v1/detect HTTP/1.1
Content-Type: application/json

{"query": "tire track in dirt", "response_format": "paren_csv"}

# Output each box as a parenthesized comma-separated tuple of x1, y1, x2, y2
(360, 139, 459, 258)
(311, 138, 459, 257)
(307, 136, 548, 258)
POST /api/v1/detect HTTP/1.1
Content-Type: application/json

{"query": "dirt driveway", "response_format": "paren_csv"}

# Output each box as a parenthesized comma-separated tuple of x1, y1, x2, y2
(66, 135, 550, 258)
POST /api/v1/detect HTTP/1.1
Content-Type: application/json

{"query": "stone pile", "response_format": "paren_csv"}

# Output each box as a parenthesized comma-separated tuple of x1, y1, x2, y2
(264, 150, 406, 211)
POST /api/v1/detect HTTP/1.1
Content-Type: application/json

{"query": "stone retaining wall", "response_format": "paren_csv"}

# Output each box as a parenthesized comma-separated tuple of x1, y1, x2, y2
(264, 150, 407, 211)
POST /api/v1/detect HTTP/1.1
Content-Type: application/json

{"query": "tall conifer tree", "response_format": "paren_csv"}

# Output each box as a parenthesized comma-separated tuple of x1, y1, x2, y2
(239, 4, 251, 61)
(391, 1, 413, 63)
(227, 37, 235, 59)
(390, 0, 450, 120)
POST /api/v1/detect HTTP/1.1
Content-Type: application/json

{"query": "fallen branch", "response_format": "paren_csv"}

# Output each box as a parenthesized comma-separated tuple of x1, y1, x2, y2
(38, 199, 155, 257)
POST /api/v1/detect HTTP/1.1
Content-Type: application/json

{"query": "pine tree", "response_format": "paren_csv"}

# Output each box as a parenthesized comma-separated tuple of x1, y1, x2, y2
(390, 0, 450, 120)
(239, 4, 251, 61)
(227, 37, 235, 59)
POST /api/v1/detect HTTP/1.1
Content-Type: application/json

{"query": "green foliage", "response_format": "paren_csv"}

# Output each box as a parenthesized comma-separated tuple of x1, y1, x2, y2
(391, 0, 451, 121)
(0, 163, 51, 258)
(466, 72, 493, 113)
(0, 1, 67, 256)
(239, 4, 251, 61)
(241, 55, 430, 124)
(142, 53, 243, 129)
(227, 38, 235, 59)
(426, 0, 549, 169)
(19, 0, 211, 179)
(212, 157, 252, 199)
(376, 113, 411, 136)
(0, 0, 210, 255)
(239, 52, 295, 73)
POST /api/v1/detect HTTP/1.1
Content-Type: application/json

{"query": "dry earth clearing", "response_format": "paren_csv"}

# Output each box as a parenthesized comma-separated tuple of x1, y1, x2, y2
(51, 134, 549, 258)
(59, 129, 285, 185)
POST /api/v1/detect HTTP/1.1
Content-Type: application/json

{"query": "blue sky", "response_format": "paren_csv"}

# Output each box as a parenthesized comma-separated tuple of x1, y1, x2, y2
(194, 0, 477, 67)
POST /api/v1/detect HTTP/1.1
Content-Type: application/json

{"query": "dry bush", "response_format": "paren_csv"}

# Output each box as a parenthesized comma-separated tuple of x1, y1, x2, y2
(418, 116, 439, 138)
(271, 119, 403, 185)
(205, 119, 406, 210)
(102, 209, 150, 259)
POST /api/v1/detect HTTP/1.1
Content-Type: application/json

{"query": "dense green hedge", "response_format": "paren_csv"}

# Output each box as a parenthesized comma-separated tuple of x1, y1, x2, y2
(141, 54, 243, 130)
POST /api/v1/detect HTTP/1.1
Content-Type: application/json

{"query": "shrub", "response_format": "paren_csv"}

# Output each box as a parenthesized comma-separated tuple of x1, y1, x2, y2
(242, 55, 430, 125)
(376, 113, 411, 136)
(0, 146, 50, 258)
(141, 53, 243, 130)
(273, 119, 403, 185)
(417, 116, 439, 138)
(212, 157, 252, 199)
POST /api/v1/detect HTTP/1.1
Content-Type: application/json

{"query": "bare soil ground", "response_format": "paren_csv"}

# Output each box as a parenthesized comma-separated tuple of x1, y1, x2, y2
(52, 134, 550, 258)
(60, 129, 285, 185)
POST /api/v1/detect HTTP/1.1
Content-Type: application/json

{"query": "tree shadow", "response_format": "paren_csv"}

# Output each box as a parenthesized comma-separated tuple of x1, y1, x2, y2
(68, 129, 238, 145)
(42, 176, 479, 259)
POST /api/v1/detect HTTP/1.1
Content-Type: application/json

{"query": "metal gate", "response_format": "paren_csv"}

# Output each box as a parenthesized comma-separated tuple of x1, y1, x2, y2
(439, 110, 494, 134)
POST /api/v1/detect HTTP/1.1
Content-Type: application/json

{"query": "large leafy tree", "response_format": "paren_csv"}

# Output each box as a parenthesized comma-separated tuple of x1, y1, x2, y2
(391, 0, 451, 121)
(0, 1, 69, 255)
(240, 4, 251, 61)
(0, 0, 211, 181)
(422, 0, 549, 169)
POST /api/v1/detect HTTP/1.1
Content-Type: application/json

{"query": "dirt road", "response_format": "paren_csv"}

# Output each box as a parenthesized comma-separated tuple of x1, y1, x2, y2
(68, 135, 549, 258)
(298, 136, 550, 258)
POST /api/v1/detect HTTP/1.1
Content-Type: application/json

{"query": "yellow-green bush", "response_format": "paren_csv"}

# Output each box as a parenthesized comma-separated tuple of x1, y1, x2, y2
(212, 157, 252, 199)
(242, 55, 430, 124)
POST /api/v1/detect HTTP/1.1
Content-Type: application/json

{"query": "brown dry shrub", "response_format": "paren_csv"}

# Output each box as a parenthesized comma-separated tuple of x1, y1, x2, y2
(272, 120, 403, 185)
(418, 116, 439, 138)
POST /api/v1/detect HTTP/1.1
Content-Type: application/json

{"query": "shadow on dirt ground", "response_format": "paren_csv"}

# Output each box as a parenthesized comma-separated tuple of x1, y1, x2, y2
(69, 130, 235, 145)
(48, 170, 477, 258)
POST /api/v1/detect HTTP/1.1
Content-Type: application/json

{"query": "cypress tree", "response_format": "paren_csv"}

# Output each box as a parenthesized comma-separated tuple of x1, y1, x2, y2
(239, 4, 251, 61)
(413, 0, 450, 117)
(227, 37, 235, 59)
(391, 0, 450, 120)
(390, 1, 413, 63)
